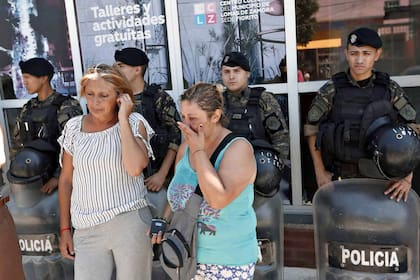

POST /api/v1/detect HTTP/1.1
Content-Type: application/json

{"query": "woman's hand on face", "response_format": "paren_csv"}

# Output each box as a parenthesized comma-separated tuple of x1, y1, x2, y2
(177, 122, 204, 153)
(117, 93, 133, 120)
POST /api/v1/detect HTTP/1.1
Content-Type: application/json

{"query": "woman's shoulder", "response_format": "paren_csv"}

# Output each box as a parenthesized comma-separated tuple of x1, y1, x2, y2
(216, 136, 253, 162)
(129, 112, 150, 126)
(128, 111, 143, 121)
(128, 112, 155, 136)
(228, 136, 252, 149)
(65, 115, 83, 130)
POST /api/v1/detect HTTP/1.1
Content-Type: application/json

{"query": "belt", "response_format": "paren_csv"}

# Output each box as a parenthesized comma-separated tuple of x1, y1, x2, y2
(0, 196, 10, 207)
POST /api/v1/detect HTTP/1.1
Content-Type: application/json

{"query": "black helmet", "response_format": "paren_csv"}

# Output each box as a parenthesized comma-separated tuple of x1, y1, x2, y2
(8, 139, 57, 180)
(252, 139, 283, 197)
(367, 123, 420, 179)
(7, 140, 57, 207)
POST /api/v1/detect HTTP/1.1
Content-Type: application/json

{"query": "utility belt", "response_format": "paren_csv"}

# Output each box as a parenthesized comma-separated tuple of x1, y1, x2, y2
(331, 161, 362, 180)
(0, 195, 10, 208)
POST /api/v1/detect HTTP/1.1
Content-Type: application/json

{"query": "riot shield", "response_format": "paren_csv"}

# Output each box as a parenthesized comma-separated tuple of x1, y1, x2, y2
(254, 191, 284, 280)
(7, 191, 74, 279)
(313, 178, 419, 280)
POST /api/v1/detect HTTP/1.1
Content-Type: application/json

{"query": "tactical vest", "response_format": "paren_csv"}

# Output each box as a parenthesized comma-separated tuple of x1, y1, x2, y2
(224, 88, 284, 197)
(17, 93, 70, 151)
(317, 71, 396, 166)
(224, 87, 267, 141)
(134, 84, 170, 174)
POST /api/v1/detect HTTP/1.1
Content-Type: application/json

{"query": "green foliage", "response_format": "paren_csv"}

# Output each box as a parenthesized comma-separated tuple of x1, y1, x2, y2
(296, 0, 319, 45)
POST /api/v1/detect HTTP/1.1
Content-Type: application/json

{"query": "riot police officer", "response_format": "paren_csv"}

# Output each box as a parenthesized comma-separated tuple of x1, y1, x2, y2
(305, 27, 417, 202)
(114, 48, 181, 196)
(13, 57, 83, 194)
(221, 52, 290, 197)
(221, 51, 289, 160)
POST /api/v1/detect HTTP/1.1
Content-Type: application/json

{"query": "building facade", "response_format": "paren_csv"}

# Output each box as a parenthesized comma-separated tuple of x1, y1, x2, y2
(1, 0, 419, 237)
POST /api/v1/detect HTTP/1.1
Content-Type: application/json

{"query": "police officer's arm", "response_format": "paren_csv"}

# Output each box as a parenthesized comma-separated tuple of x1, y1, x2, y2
(388, 80, 420, 134)
(145, 93, 181, 191)
(306, 132, 333, 188)
(305, 87, 334, 188)
(259, 92, 290, 159)
(58, 150, 74, 260)
(145, 149, 177, 192)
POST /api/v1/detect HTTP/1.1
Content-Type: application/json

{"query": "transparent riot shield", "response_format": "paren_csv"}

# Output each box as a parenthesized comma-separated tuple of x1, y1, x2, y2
(7, 188, 74, 279)
(254, 191, 284, 280)
(313, 178, 419, 280)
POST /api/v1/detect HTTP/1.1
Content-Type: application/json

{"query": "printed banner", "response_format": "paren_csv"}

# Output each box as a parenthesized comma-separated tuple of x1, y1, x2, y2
(75, 0, 170, 88)
(177, 0, 285, 87)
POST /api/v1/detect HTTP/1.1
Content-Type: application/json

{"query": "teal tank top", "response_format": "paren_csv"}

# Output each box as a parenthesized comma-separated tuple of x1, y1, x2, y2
(167, 138, 258, 266)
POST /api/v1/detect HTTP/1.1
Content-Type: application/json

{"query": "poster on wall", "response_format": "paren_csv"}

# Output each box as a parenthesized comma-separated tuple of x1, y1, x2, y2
(75, 0, 170, 88)
(0, 0, 77, 99)
(177, 0, 285, 87)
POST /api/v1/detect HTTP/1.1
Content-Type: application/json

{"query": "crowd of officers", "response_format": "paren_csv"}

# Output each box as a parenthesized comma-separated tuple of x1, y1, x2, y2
(0, 26, 419, 279)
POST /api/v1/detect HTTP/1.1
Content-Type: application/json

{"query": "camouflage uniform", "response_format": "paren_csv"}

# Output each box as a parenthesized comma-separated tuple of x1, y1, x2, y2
(304, 71, 415, 137)
(133, 84, 181, 177)
(224, 87, 290, 159)
(13, 91, 83, 176)
(304, 70, 416, 178)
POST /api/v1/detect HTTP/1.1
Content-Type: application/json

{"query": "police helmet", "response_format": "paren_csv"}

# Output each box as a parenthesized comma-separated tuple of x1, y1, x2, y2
(367, 123, 420, 179)
(8, 139, 57, 181)
(7, 140, 57, 207)
(252, 139, 283, 197)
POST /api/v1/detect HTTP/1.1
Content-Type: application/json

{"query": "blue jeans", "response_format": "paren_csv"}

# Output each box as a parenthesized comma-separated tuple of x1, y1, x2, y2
(73, 207, 152, 280)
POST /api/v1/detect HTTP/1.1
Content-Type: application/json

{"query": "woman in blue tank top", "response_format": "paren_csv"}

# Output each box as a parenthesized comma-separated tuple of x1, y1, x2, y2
(152, 83, 258, 279)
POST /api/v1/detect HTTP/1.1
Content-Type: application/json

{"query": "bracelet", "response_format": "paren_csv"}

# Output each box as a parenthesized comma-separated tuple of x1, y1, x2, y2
(60, 227, 71, 235)
(192, 149, 204, 156)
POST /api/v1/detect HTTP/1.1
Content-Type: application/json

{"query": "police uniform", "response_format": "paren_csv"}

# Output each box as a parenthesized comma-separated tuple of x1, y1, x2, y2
(14, 58, 83, 176)
(133, 84, 181, 177)
(305, 28, 416, 178)
(114, 48, 181, 179)
(224, 87, 290, 159)
(222, 51, 289, 160)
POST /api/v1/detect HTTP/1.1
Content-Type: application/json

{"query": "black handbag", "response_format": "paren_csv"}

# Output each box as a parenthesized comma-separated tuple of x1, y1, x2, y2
(160, 133, 236, 280)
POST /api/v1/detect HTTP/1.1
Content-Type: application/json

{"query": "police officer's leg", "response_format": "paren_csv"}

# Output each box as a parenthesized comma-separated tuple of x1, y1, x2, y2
(0, 205, 25, 280)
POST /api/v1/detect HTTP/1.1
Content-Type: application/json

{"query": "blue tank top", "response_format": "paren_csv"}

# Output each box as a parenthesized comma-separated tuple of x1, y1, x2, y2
(167, 138, 258, 266)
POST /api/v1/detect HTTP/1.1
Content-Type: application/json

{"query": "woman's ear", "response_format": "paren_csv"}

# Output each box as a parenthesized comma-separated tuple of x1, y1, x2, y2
(212, 109, 222, 123)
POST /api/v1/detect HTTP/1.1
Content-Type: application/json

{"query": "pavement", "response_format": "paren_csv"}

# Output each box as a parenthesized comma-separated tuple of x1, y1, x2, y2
(284, 267, 317, 279)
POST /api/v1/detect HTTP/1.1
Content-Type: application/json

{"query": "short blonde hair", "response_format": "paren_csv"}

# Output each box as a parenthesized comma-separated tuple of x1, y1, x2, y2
(80, 64, 134, 101)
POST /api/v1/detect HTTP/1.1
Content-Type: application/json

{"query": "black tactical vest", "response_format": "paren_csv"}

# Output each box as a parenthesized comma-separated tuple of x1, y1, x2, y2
(134, 84, 170, 174)
(224, 87, 267, 141)
(17, 93, 69, 151)
(318, 71, 394, 165)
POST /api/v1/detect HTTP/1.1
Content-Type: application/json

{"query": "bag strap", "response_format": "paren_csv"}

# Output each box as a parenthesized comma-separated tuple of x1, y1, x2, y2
(162, 239, 184, 268)
(194, 133, 236, 196)
(161, 228, 192, 269)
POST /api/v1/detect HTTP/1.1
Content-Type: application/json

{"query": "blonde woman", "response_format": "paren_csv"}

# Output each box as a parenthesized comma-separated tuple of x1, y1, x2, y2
(58, 64, 154, 279)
